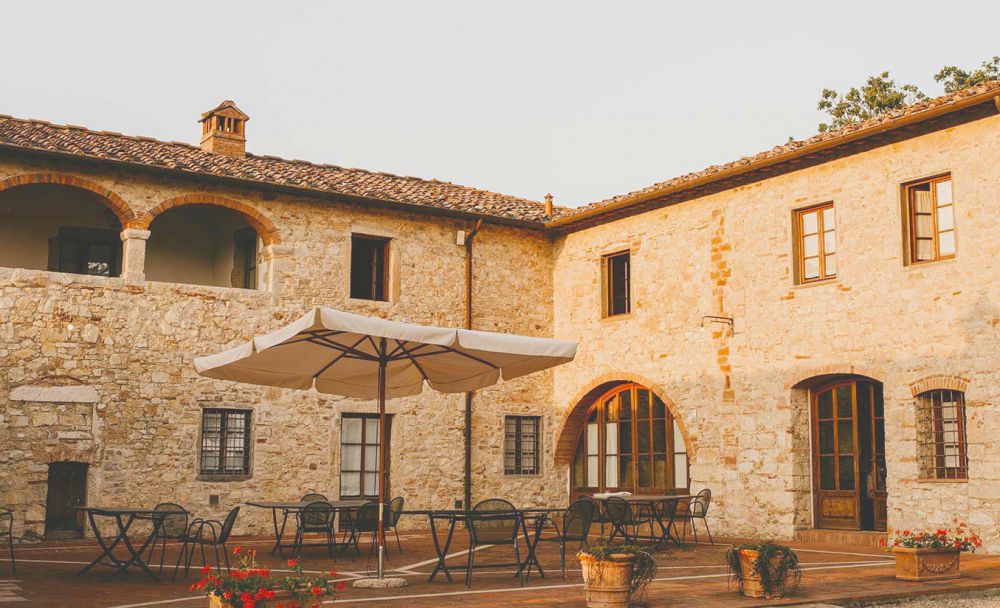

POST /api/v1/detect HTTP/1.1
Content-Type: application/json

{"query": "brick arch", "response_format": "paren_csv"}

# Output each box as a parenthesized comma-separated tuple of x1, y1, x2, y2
(553, 372, 695, 467)
(139, 194, 281, 245)
(785, 364, 885, 390)
(910, 375, 969, 397)
(0, 173, 137, 227)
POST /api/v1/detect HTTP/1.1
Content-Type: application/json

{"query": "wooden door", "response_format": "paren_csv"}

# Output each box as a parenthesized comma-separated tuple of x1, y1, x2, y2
(45, 462, 88, 539)
(812, 383, 861, 530)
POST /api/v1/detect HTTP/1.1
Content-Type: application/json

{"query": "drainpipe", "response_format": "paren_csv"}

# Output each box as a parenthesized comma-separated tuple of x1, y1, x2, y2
(463, 220, 482, 509)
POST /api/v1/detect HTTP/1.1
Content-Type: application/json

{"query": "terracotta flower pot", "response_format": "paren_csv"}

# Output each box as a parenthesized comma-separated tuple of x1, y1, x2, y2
(892, 547, 962, 581)
(737, 549, 787, 599)
(579, 553, 635, 608)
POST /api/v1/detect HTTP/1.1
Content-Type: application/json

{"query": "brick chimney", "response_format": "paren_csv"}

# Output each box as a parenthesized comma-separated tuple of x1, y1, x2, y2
(544, 193, 554, 217)
(199, 100, 248, 157)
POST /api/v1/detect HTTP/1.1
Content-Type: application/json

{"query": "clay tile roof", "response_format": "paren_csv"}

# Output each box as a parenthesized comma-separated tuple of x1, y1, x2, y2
(0, 114, 562, 224)
(556, 81, 1000, 225)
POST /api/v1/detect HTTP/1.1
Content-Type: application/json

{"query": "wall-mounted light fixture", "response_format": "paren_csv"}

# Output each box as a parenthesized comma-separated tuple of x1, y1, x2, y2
(700, 315, 735, 336)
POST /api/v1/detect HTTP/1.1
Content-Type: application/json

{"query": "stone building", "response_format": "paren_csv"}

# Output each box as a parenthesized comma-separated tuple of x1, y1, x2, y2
(2, 82, 999, 549)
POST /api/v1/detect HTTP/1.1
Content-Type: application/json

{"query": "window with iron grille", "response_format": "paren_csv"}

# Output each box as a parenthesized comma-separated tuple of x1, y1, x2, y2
(504, 416, 540, 475)
(200, 409, 251, 476)
(916, 390, 968, 479)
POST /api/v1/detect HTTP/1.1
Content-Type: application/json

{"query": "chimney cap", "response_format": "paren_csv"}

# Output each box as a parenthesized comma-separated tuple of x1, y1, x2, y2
(200, 100, 249, 123)
(544, 193, 554, 217)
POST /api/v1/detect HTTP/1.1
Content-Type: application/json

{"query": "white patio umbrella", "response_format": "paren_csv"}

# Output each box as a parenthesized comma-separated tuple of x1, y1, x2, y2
(193, 306, 577, 581)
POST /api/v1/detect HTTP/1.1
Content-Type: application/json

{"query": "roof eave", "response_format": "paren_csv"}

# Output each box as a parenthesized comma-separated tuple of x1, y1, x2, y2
(546, 90, 1000, 232)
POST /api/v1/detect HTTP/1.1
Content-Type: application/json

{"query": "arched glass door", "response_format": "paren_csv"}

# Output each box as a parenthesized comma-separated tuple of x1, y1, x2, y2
(571, 383, 689, 499)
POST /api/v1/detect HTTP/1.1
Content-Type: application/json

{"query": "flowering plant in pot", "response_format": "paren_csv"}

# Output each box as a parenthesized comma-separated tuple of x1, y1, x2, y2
(883, 521, 982, 581)
(724, 541, 801, 599)
(577, 542, 656, 608)
(189, 547, 345, 608)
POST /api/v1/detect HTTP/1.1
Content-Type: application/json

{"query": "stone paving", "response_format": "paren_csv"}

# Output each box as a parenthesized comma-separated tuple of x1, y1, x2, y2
(2, 531, 1000, 607)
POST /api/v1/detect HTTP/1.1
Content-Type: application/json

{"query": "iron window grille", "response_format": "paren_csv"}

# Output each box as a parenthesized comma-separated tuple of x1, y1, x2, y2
(916, 390, 969, 479)
(504, 416, 540, 475)
(200, 409, 251, 476)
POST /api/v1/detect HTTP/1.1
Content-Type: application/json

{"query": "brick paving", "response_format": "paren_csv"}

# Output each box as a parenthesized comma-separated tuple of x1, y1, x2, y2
(2, 530, 999, 607)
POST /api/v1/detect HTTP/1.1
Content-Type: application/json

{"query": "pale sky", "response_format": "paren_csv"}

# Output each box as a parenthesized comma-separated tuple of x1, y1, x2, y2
(1, 1, 997, 206)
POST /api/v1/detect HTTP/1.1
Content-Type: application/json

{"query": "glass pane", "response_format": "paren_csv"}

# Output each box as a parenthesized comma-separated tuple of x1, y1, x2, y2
(653, 454, 667, 487)
(605, 455, 619, 487)
(914, 214, 934, 238)
(856, 384, 870, 418)
(822, 207, 835, 228)
(606, 398, 621, 423)
(652, 421, 667, 452)
(364, 472, 378, 496)
(340, 472, 361, 497)
(823, 230, 836, 254)
(836, 386, 852, 418)
(837, 420, 854, 453)
(824, 254, 837, 276)
(587, 423, 599, 455)
(801, 211, 818, 235)
(342, 418, 362, 443)
(674, 454, 688, 488)
(342, 445, 362, 470)
(937, 205, 954, 230)
(818, 390, 833, 419)
(839, 455, 855, 490)
(365, 418, 379, 443)
(637, 456, 651, 487)
(939, 230, 955, 256)
(820, 456, 835, 490)
(620, 390, 632, 420)
(673, 423, 685, 451)
(605, 422, 618, 455)
(915, 238, 935, 261)
(652, 397, 665, 419)
(587, 455, 599, 487)
(804, 257, 820, 279)
(637, 421, 651, 453)
(587, 407, 598, 423)
(913, 187, 933, 213)
(573, 441, 586, 487)
(936, 179, 952, 205)
(874, 385, 884, 417)
(619, 420, 632, 455)
(364, 446, 379, 473)
(803, 234, 819, 257)
(818, 421, 834, 454)
(637, 390, 650, 420)
(87, 245, 111, 276)
(620, 455, 634, 487)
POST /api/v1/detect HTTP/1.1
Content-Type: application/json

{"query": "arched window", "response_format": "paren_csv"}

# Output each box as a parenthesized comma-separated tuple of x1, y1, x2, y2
(571, 383, 688, 498)
(0, 184, 123, 277)
(146, 205, 261, 289)
(916, 389, 968, 479)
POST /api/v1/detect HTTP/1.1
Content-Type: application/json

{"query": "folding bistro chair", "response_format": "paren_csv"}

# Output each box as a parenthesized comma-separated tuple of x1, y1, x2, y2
(343, 501, 380, 558)
(292, 501, 336, 558)
(385, 497, 405, 554)
(466, 499, 524, 588)
(179, 506, 240, 578)
(604, 497, 652, 544)
(535, 498, 595, 579)
(675, 489, 714, 544)
(145, 503, 189, 575)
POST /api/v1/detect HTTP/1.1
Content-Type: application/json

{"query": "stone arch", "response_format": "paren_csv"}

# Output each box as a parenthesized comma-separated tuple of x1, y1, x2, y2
(909, 374, 969, 397)
(139, 194, 281, 245)
(785, 364, 885, 390)
(553, 371, 695, 467)
(0, 173, 138, 227)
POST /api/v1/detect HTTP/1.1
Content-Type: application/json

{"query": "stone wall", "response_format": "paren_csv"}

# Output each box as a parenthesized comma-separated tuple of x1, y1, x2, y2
(0, 155, 559, 538)
(552, 113, 1000, 550)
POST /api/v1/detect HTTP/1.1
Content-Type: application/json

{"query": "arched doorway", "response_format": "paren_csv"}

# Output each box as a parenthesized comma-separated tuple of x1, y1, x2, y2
(811, 378, 886, 531)
(570, 383, 689, 500)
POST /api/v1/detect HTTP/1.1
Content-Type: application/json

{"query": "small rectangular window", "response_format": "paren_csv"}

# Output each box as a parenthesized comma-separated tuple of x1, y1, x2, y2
(904, 175, 955, 264)
(47, 227, 121, 277)
(504, 416, 540, 475)
(602, 251, 630, 317)
(350, 235, 389, 301)
(917, 390, 969, 479)
(794, 203, 836, 283)
(200, 409, 251, 476)
(340, 414, 391, 498)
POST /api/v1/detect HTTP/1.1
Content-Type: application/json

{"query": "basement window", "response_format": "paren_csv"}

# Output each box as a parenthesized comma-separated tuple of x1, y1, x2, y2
(350, 235, 389, 301)
(602, 251, 631, 317)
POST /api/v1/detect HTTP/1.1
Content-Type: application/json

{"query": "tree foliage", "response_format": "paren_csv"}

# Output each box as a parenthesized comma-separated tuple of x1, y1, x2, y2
(934, 56, 1000, 93)
(817, 72, 926, 133)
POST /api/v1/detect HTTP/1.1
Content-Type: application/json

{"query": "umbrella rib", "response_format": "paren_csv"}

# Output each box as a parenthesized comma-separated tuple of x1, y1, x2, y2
(306, 335, 379, 361)
(394, 340, 432, 383)
(277, 330, 346, 347)
(393, 343, 500, 369)
(313, 335, 371, 378)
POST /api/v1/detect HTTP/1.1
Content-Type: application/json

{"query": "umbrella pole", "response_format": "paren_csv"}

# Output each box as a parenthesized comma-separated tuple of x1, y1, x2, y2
(377, 338, 387, 579)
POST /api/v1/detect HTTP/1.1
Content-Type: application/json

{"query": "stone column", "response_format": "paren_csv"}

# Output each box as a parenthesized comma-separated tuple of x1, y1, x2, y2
(260, 243, 292, 294)
(120, 228, 150, 287)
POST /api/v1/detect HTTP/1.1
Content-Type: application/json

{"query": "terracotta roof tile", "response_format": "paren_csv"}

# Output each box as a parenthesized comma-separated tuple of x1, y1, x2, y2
(0, 115, 560, 224)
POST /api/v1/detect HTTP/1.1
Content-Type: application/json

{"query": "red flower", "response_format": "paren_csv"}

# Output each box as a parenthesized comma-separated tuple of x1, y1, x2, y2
(311, 586, 322, 596)
(233, 545, 242, 555)
(201, 564, 212, 575)
(287, 558, 299, 568)
(223, 591, 233, 599)
(337, 581, 346, 591)
(902, 530, 910, 536)
(241, 592, 253, 601)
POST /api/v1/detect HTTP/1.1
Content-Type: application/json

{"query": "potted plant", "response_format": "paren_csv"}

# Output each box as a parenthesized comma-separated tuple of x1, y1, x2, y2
(724, 541, 801, 599)
(884, 521, 982, 581)
(189, 546, 345, 608)
(577, 542, 656, 608)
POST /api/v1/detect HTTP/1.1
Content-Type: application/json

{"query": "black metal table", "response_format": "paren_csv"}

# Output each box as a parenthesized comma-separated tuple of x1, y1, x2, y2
(405, 508, 560, 584)
(73, 507, 167, 581)
(246, 500, 367, 557)
(593, 494, 693, 547)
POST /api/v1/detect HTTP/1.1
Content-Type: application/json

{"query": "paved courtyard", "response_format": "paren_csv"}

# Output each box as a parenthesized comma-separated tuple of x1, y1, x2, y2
(3, 528, 1000, 607)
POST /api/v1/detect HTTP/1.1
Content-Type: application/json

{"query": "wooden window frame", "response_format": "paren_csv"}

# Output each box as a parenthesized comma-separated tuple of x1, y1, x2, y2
(350, 234, 390, 301)
(902, 174, 955, 265)
(504, 415, 541, 475)
(340, 413, 392, 500)
(232, 227, 259, 289)
(47, 227, 122, 278)
(199, 408, 252, 478)
(917, 390, 969, 480)
(793, 202, 836, 284)
(601, 250, 631, 318)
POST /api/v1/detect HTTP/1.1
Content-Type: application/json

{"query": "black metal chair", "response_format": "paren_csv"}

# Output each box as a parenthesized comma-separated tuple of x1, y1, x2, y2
(179, 506, 240, 578)
(300, 492, 327, 502)
(0, 509, 14, 574)
(145, 502, 189, 575)
(384, 496, 405, 554)
(343, 501, 380, 558)
(535, 499, 595, 579)
(675, 489, 714, 544)
(293, 501, 337, 558)
(466, 499, 524, 588)
(604, 497, 652, 544)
